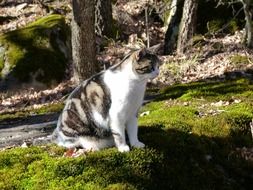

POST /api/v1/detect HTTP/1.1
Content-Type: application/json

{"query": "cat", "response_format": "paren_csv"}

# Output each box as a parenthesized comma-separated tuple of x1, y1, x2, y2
(52, 48, 160, 152)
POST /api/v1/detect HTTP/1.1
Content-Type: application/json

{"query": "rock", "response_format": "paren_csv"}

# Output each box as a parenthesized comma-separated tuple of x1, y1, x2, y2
(0, 14, 70, 91)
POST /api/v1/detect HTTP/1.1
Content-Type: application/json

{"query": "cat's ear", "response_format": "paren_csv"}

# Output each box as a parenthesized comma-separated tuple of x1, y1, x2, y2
(136, 48, 147, 61)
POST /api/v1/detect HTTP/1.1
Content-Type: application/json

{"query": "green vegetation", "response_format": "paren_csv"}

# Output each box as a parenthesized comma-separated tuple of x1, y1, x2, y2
(207, 19, 239, 35)
(230, 54, 252, 65)
(1, 77, 253, 189)
(0, 14, 69, 84)
(192, 35, 205, 47)
(0, 102, 64, 122)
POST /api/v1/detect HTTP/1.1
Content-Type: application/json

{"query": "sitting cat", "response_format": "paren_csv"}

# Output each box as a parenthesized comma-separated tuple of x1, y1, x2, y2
(52, 48, 160, 152)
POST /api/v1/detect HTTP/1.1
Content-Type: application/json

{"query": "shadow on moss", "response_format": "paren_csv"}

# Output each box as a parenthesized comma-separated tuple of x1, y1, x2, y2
(139, 126, 253, 190)
(158, 77, 253, 101)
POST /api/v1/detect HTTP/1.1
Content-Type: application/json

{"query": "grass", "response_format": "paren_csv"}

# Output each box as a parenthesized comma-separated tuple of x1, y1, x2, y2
(0, 77, 253, 189)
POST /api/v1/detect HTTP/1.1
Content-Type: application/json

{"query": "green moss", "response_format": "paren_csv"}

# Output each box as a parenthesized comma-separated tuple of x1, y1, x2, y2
(207, 19, 240, 35)
(105, 183, 137, 190)
(35, 102, 64, 114)
(0, 102, 64, 122)
(0, 14, 69, 84)
(192, 35, 205, 47)
(1, 78, 253, 189)
(0, 147, 164, 190)
(159, 78, 253, 101)
(139, 103, 197, 133)
(207, 19, 223, 34)
(226, 19, 239, 34)
(212, 42, 223, 51)
(230, 54, 252, 65)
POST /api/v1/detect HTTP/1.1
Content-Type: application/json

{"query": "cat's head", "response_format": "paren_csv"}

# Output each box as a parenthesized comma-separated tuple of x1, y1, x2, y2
(132, 48, 160, 80)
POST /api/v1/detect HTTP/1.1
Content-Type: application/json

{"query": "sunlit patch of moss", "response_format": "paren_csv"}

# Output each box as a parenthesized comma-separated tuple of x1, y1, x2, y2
(192, 116, 230, 138)
(159, 78, 253, 101)
(35, 102, 64, 114)
(139, 103, 197, 133)
(0, 147, 164, 190)
(0, 102, 64, 122)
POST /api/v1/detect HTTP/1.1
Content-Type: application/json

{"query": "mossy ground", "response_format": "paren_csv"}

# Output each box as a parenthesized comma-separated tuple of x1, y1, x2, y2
(0, 14, 69, 84)
(0, 102, 64, 122)
(1, 77, 253, 190)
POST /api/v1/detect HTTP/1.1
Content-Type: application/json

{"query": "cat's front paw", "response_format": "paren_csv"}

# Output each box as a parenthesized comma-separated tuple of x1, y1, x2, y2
(132, 141, 145, 148)
(118, 145, 130, 152)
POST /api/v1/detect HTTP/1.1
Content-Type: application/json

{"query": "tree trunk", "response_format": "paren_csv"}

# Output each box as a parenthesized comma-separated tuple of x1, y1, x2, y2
(241, 0, 253, 48)
(95, 0, 113, 37)
(164, 0, 184, 55)
(71, 0, 98, 84)
(177, 0, 199, 54)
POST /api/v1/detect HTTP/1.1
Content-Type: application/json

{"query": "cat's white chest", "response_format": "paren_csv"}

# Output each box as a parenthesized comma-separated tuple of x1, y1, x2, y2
(104, 70, 146, 120)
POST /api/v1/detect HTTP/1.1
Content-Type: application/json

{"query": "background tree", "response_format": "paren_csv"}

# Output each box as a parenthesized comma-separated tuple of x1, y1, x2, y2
(95, 0, 113, 37)
(164, 0, 184, 55)
(241, 0, 253, 48)
(216, 0, 253, 48)
(71, 0, 98, 84)
(177, 0, 199, 54)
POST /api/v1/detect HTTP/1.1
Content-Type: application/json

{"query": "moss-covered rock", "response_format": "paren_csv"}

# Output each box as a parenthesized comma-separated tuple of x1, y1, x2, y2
(0, 14, 70, 89)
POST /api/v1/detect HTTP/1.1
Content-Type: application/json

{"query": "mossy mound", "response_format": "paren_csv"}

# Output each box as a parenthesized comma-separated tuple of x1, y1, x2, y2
(0, 146, 164, 190)
(0, 14, 70, 88)
(1, 78, 253, 189)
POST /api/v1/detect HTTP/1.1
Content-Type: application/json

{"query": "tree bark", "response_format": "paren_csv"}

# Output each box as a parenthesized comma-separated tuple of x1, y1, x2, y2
(164, 0, 184, 55)
(177, 0, 199, 54)
(241, 0, 253, 48)
(71, 0, 98, 84)
(95, 0, 113, 37)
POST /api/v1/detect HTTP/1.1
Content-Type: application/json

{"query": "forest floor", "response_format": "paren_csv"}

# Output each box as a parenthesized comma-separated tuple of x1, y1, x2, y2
(0, 1, 253, 189)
